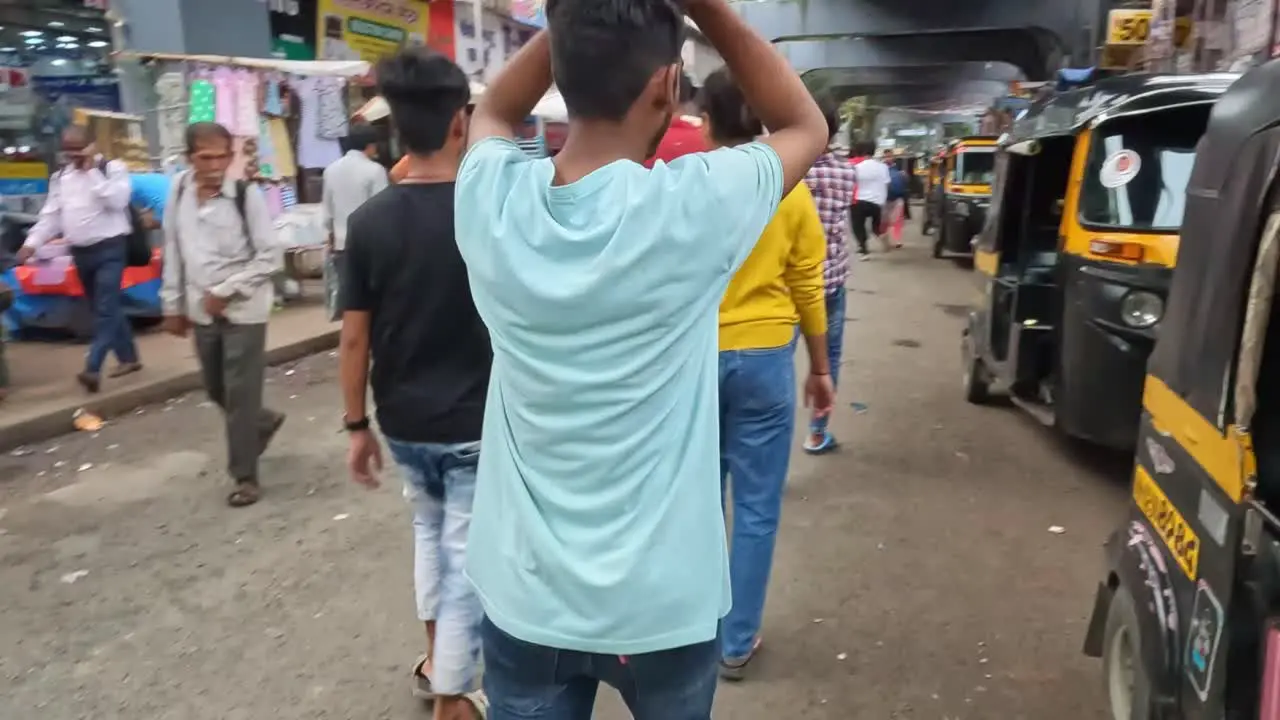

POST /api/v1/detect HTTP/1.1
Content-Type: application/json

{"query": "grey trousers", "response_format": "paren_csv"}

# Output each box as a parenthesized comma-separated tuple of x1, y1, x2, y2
(193, 321, 283, 482)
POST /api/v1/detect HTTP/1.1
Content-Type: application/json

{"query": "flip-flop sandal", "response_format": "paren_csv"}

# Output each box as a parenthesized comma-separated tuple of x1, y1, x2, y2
(466, 689, 489, 719)
(227, 481, 260, 508)
(802, 430, 839, 455)
(719, 636, 763, 681)
(411, 654, 434, 701)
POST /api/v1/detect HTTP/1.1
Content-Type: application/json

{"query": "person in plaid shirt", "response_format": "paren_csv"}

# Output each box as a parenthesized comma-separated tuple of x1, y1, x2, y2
(801, 98, 857, 454)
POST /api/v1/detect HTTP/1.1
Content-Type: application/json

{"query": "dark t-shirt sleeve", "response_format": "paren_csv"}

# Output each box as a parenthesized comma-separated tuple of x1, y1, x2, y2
(341, 210, 374, 312)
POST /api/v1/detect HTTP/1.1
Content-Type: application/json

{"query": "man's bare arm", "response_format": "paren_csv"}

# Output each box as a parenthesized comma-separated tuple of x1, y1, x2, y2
(468, 31, 553, 148)
(685, 0, 826, 193)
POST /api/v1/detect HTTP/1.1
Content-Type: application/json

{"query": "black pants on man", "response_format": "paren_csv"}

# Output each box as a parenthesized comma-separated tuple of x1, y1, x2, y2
(849, 200, 884, 254)
(193, 320, 285, 483)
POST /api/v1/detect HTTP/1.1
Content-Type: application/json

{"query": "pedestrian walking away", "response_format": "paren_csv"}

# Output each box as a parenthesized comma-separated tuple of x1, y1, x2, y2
(338, 49, 490, 720)
(801, 98, 857, 454)
(701, 69, 835, 679)
(849, 141, 891, 259)
(885, 159, 908, 249)
(17, 125, 143, 392)
(159, 122, 286, 508)
(322, 123, 388, 321)
(454, 0, 828, 716)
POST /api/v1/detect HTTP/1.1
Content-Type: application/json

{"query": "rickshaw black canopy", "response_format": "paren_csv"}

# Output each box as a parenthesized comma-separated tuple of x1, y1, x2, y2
(1149, 62, 1280, 427)
(1007, 73, 1239, 144)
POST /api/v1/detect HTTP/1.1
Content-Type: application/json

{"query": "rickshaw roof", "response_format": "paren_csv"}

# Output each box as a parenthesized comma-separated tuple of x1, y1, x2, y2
(1006, 72, 1240, 143)
(948, 136, 999, 150)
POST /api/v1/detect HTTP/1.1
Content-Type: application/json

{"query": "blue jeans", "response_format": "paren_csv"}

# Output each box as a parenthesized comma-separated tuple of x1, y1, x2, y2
(481, 617, 718, 719)
(718, 342, 795, 661)
(386, 438, 484, 695)
(71, 236, 138, 374)
(811, 286, 847, 434)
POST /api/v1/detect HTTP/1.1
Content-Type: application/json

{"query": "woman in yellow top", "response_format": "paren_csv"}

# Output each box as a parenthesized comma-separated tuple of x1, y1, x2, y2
(699, 68, 835, 679)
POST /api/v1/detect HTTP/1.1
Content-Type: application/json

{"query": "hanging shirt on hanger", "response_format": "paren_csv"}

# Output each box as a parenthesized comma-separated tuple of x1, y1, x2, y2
(156, 72, 187, 158)
(315, 77, 349, 139)
(263, 73, 285, 117)
(291, 76, 342, 169)
(188, 78, 216, 124)
(212, 67, 237, 129)
(234, 70, 261, 136)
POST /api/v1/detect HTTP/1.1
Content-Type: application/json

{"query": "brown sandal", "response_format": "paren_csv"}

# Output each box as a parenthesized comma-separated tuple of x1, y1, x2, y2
(227, 481, 260, 507)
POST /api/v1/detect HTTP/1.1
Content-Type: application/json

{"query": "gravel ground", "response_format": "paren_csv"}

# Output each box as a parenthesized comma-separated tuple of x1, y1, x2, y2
(0, 224, 1129, 719)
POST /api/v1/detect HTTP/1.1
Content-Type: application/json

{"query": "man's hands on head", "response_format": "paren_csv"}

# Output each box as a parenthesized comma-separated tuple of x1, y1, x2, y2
(680, 0, 826, 193)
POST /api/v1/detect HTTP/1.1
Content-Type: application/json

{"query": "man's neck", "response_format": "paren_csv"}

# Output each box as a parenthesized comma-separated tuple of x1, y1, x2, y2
(398, 152, 457, 184)
(554, 120, 651, 185)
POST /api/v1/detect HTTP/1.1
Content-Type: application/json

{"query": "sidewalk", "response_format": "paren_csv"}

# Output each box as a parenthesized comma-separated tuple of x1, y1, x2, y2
(0, 296, 339, 452)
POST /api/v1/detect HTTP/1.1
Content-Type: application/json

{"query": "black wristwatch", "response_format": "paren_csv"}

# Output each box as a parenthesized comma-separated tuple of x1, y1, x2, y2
(343, 415, 371, 432)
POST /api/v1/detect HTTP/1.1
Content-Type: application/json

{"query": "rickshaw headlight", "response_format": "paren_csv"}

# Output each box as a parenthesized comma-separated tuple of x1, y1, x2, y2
(1120, 291, 1164, 329)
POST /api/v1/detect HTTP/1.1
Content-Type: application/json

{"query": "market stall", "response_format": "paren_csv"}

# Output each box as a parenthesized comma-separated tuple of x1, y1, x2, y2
(7, 54, 373, 336)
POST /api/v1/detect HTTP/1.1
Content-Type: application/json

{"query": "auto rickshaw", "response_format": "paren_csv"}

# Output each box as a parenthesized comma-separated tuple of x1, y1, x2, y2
(1083, 60, 1280, 719)
(931, 136, 998, 259)
(920, 151, 946, 235)
(963, 72, 1237, 450)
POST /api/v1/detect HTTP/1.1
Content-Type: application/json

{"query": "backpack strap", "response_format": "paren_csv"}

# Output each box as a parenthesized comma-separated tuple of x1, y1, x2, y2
(233, 179, 254, 252)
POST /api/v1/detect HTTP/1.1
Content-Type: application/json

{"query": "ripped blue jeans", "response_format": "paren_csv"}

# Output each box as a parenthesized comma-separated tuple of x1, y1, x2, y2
(386, 438, 484, 695)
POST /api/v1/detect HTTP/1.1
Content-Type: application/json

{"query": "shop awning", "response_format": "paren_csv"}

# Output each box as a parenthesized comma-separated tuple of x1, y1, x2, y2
(117, 52, 373, 78)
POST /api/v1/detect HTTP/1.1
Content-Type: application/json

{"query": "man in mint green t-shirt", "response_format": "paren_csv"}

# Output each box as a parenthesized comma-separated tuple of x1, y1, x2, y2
(455, 0, 827, 715)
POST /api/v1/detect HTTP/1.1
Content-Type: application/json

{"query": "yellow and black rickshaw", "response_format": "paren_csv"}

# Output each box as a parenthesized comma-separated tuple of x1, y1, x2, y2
(1083, 60, 1280, 718)
(963, 73, 1237, 450)
(920, 150, 947, 236)
(931, 135, 998, 259)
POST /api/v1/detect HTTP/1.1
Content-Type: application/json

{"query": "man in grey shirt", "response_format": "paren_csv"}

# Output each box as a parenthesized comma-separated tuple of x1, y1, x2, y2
(160, 123, 286, 508)
(322, 123, 388, 320)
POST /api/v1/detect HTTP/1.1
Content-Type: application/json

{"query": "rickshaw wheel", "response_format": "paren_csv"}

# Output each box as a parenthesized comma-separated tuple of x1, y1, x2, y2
(1102, 585, 1154, 720)
(963, 354, 990, 404)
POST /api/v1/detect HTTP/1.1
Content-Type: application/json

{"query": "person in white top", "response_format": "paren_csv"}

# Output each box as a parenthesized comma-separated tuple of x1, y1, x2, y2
(849, 141, 891, 259)
(18, 125, 142, 392)
(322, 124, 389, 321)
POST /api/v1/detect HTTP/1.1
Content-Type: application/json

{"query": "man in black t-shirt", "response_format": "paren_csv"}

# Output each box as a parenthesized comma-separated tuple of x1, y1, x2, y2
(337, 49, 491, 720)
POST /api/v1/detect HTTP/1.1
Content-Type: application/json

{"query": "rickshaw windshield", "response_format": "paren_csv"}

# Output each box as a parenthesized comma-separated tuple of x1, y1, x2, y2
(952, 149, 995, 185)
(1078, 107, 1211, 232)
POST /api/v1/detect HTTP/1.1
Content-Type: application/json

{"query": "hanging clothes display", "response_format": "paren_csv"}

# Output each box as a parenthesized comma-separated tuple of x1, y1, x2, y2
(188, 78, 216, 124)
(234, 69, 261, 137)
(263, 73, 285, 117)
(315, 77, 349, 139)
(266, 117, 297, 178)
(212, 67, 237, 129)
(291, 76, 342, 169)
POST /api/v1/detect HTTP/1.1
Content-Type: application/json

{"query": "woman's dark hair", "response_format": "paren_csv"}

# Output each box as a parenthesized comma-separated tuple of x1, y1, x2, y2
(547, 0, 685, 121)
(698, 67, 762, 144)
(185, 122, 232, 153)
(376, 48, 470, 155)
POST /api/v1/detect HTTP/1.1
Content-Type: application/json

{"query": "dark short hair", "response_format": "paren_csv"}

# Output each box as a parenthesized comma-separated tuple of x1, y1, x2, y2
(854, 140, 876, 157)
(699, 67, 762, 143)
(186, 122, 232, 153)
(346, 123, 380, 152)
(376, 48, 470, 155)
(546, 0, 685, 120)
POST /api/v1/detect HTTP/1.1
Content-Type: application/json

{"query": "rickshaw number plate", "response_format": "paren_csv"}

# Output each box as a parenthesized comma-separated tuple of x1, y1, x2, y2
(1134, 468, 1200, 579)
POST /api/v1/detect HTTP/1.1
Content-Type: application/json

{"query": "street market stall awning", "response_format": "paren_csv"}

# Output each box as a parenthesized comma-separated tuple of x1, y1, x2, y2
(351, 85, 568, 124)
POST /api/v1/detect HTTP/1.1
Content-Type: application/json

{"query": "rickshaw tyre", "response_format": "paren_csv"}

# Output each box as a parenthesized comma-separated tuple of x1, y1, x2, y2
(932, 235, 944, 259)
(1101, 584, 1155, 720)
(963, 356, 990, 405)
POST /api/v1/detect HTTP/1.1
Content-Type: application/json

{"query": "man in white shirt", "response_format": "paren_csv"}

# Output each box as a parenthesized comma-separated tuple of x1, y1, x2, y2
(322, 124, 388, 320)
(849, 141, 891, 260)
(160, 122, 286, 508)
(18, 125, 142, 392)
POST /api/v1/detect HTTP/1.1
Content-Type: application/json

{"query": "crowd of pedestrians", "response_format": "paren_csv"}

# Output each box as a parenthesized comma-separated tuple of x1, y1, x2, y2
(9, 0, 898, 714)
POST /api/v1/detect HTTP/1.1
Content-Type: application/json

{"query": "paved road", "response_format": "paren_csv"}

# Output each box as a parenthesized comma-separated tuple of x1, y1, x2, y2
(0, 224, 1130, 720)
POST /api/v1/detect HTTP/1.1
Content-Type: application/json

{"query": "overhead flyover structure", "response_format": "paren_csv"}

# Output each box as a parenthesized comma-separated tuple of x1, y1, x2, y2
(740, 0, 1101, 109)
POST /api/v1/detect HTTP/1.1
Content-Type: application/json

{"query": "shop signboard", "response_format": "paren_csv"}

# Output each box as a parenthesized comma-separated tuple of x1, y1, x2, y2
(1108, 8, 1153, 46)
(31, 75, 121, 113)
(316, 0, 431, 62)
(0, 161, 50, 215)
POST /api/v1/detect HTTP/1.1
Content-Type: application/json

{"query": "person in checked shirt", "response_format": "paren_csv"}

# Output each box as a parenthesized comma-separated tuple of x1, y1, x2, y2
(801, 98, 857, 454)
